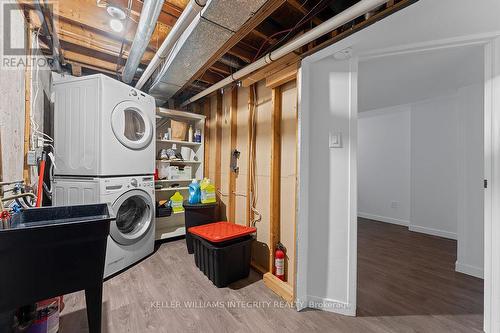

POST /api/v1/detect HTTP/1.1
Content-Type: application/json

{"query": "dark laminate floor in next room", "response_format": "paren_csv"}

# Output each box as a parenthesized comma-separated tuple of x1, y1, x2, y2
(60, 218, 484, 332)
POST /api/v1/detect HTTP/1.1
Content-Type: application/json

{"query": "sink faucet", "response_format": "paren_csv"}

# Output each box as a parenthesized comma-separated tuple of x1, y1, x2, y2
(0, 181, 36, 229)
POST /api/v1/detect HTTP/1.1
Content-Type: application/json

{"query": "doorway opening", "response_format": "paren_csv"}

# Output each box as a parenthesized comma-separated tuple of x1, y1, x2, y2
(356, 45, 485, 331)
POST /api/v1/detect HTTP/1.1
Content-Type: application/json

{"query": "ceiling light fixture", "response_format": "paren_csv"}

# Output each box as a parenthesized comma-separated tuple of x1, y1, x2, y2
(110, 19, 124, 32)
(107, 5, 126, 20)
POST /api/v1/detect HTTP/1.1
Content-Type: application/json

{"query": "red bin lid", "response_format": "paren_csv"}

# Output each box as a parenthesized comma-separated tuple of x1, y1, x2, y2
(188, 222, 256, 243)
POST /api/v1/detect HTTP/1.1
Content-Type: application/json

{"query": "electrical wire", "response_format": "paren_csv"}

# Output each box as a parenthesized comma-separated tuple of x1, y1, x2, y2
(249, 84, 262, 227)
(253, 0, 326, 60)
(31, 28, 54, 149)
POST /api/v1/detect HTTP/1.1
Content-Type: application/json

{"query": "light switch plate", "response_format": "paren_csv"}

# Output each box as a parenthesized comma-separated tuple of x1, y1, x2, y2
(329, 132, 342, 148)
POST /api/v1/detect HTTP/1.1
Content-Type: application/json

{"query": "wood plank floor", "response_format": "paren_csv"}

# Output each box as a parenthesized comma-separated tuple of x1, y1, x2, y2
(60, 219, 483, 332)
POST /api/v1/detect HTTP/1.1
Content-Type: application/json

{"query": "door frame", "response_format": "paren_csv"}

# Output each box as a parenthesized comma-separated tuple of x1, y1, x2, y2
(296, 34, 500, 332)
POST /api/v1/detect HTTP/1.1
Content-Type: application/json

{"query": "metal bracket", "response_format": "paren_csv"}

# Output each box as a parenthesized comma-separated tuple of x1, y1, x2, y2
(231, 149, 240, 173)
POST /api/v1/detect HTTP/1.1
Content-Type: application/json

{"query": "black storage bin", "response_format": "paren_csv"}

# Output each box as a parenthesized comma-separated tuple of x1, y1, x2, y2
(156, 204, 172, 218)
(184, 202, 217, 254)
(191, 234, 253, 288)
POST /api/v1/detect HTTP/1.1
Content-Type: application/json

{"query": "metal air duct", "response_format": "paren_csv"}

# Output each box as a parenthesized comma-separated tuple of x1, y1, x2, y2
(147, 0, 268, 102)
(121, 0, 163, 84)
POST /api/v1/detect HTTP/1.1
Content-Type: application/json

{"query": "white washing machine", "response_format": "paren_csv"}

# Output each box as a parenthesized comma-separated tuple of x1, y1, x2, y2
(53, 175, 155, 278)
(53, 74, 156, 177)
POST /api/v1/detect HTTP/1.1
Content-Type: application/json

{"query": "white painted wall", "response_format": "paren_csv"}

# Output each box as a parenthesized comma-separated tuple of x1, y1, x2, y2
(297, 56, 357, 315)
(410, 94, 460, 239)
(358, 84, 484, 276)
(358, 106, 411, 226)
(456, 83, 485, 278)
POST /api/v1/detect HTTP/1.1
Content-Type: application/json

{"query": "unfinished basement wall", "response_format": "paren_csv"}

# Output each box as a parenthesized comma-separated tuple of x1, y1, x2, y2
(0, 3, 52, 185)
(0, 1, 26, 182)
(203, 78, 298, 286)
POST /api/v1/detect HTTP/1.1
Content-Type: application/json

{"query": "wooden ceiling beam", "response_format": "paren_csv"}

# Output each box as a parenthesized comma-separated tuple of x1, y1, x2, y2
(63, 50, 121, 73)
(60, 40, 125, 67)
(56, 19, 154, 63)
(110, 0, 182, 26)
(210, 62, 233, 76)
(172, 0, 287, 100)
(286, 0, 323, 26)
(21, 0, 173, 50)
(249, 29, 270, 41)
(227, 45, 256, 64)
(197, 70, 225, 85)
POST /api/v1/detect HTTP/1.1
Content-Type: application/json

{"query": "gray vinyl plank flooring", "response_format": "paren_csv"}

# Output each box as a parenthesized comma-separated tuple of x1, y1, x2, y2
(60, 220, 483, 332)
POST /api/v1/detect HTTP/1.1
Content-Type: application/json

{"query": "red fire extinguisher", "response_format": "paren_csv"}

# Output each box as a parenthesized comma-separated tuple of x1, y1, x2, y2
(274, 243, 286, 281)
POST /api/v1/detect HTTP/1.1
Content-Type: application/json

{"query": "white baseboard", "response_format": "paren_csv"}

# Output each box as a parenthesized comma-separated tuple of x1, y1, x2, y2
(409, 225, 457, 240)
(455, 261, 484, 279)
(358, 212, 409, 226)
(304, 295, 355, 316)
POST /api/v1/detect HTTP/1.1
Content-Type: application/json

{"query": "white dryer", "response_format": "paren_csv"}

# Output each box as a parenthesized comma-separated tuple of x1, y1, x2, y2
(53, 74, 156, 177)
(53, 175, 155, 278)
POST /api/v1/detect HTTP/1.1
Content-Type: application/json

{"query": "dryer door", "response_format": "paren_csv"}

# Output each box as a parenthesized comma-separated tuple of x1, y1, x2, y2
(110, 189, 153, 245)
(111, 101, 153, 150)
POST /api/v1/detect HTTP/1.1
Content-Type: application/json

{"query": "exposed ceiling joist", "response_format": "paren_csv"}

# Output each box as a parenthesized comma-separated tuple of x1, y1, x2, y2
(63, 49, 121, 73)
(19, 0, 186, 76)
(227, 45, 256, 64)
(287, 0, 323, 26)
(56, 19, 155, 63)
(210, 62, 233, 75)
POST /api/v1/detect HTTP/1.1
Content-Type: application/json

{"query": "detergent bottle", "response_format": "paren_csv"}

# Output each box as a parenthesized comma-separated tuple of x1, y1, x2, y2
(170, 192, 184, 213)
(188, 179, 201, 204)
(200, 178, 216, 204)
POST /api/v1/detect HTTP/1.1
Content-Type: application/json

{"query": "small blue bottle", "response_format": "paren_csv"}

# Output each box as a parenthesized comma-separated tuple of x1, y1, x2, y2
(188, 179, 201, 204)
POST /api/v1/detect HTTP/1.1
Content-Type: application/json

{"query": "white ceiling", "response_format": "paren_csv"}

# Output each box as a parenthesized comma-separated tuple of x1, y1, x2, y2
(358, 45, 484, 112)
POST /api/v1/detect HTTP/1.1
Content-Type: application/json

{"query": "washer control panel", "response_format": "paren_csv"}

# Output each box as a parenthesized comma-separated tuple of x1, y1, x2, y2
(103, 177, 154, 193)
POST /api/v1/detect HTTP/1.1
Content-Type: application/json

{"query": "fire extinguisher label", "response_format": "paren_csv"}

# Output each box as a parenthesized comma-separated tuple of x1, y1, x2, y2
(276, 258, 284, 276)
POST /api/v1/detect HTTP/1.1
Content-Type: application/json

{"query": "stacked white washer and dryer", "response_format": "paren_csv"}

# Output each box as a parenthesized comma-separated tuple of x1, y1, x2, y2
(52, 74, 156, 278)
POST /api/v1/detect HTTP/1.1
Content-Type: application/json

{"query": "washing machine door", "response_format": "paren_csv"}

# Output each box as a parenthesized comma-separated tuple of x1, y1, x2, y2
(110, 189, 153, 245)
(111, 101, 153, 150)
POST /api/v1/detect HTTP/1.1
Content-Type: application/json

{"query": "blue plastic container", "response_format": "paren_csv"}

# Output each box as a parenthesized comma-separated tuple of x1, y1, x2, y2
(188, 179, 201, 204)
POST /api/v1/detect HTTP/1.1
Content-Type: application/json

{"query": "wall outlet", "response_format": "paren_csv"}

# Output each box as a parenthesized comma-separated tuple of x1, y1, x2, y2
(27, 150, 38, 166)
(391, 201, 399, 209)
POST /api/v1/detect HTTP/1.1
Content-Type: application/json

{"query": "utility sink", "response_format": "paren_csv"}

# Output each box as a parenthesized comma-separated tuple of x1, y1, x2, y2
(0, 204, 114, 333)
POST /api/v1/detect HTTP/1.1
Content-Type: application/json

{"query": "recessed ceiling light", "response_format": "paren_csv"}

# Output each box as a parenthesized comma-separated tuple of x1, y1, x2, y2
(107, 5, 126, 20)
(110, 19, 124, 32)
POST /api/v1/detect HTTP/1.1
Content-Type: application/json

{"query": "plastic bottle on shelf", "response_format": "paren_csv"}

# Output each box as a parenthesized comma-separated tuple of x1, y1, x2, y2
(188, 179, 201, 204)
(194, 129, 201, 143)
(170, 192, 185, 213)
(188, 125, 193, 142)
(200, 178, 216, 204)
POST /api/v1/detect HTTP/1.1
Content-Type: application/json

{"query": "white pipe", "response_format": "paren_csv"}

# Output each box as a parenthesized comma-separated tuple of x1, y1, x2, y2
(135, 0, 207, 90)
(122, 0, 164, 83)
(181, 0, 389, 107)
